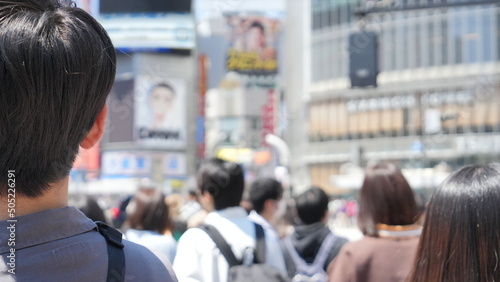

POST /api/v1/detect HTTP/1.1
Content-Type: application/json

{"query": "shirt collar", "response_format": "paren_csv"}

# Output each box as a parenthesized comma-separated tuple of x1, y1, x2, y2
(376, 223, 422, 238)
(248, 210, 273, 230)
(205, 206, 248, 224)
(0, 206, 97, 254)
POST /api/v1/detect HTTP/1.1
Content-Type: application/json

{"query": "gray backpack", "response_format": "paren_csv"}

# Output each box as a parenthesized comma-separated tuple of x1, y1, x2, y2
(199, 223, 289, 282)
(283, 233, 336, 282)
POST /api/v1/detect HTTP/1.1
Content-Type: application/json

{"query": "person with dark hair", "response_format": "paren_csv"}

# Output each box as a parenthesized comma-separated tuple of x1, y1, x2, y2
(0, 1, 176, 280)
(173, 158, 287, 281)
(247, 178, 287, 269)
(124, 189, 177, 263)
(68, 194, 108, 224)
(328, 162, 421, 282)
(407, 163, 500, 282)
(246, 20, 276, 60)
(249, 178, 283, 219)
(148, 82, 176, 129)
(282, 187, 347, 281)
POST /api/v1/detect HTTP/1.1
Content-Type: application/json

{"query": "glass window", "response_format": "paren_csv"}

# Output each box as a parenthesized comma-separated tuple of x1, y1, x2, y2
(395, 17, 405, 70)
(320, 40, 327, 81)
(340, 34, 348, 78)
(480, 7, 492, 62)
(332, 37, 342, 78)
(333, 6, 341, 26)
(345, 3, 353, 25)
(420, 12, 430, 68)
(312, 10, 321, 30)
(220, 118, 238, 131)
(415, 21, 422, 68)
(452, 9, 463, 64)
(312, 42, 319, 82)
(441, 16, 448, 65)
(321, 8, 330, 29)
(465, 10, 478, 63)
(428, 14, 436, 66)
(387, 24, 396, 71)
(408, 14, 417, 69)
(497, 7, 500, 60)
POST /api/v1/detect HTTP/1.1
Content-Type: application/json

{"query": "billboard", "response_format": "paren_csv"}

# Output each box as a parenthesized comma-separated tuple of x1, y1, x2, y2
(100, 0, 191, 13)
(99, 0, 194, 52)
(99, 13, 195, 53)
(225, 14, 281, 75)
(101, 151, 186, 177)
(134, 76, 186, 149)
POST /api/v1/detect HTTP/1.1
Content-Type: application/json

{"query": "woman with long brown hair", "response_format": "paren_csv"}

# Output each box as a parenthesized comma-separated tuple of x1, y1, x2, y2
(124, 189, 177, 263)
(407, 163, 500, 282)
(328, 162, 422, 282)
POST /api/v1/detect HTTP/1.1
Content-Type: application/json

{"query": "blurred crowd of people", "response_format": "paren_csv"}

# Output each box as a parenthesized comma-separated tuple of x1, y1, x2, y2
(70, 158, 500, 282)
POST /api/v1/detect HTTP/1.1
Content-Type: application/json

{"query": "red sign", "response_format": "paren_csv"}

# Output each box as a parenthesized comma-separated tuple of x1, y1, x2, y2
(261, 90, 276, 146)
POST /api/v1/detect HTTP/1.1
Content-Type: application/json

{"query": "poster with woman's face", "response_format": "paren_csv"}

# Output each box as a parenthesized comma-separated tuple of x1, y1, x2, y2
(134, 76, 186, 149)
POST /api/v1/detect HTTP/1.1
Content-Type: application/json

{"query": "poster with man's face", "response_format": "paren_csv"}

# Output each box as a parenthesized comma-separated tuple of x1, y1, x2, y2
(225, 14, 281, 75)
(134, 76, 186, 149)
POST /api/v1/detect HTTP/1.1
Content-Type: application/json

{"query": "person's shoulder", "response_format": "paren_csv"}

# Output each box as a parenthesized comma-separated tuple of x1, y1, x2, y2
(332, 233, 349, 247)
(335, 236, 374, 254)
(123, 239, 177, 281)
(179, 225, 212, 241)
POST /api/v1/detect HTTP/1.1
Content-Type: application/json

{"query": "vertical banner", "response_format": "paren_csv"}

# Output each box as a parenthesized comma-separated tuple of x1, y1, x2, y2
(134, 76, 186, 149)
(197, 54, 208, 158)
(261, 89, 276, 146)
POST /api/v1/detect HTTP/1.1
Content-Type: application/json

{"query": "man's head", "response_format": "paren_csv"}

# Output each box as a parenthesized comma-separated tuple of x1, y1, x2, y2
(0, 0, 116, 197)
(196, 158, 244, 211)
(248, 177, 283, 221)
(149, 83, 176, 125)
(295, 186, 329, 225)
(247, 21, 266, 51)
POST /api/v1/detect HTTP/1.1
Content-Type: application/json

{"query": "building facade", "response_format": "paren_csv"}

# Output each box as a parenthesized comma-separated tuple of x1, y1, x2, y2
(286, 0, 500, 194)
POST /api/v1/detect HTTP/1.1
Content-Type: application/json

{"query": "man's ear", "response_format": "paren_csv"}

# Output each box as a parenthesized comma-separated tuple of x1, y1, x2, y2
(202, 190, 214, 204)
(80, 105, 107, 149)
(263, 199, 275, 212)
(201, 190, 215, 212)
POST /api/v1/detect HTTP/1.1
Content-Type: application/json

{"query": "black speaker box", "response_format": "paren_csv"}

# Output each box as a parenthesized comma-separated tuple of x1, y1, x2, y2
(349, 31, 378, 88)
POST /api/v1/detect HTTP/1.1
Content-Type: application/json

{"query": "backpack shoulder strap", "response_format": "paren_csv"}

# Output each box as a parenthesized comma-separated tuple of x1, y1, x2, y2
(253, 223, 266, 264)
(282, 235, 308, 271)
(198, 224, 240, 267)
(311, 232, 337, 267)
(280, 239, 297, 279)
(95, 221, 126, 282)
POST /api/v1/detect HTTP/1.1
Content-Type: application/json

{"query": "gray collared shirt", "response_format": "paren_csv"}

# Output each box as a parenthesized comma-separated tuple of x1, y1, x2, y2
(0, 206, 176, 281)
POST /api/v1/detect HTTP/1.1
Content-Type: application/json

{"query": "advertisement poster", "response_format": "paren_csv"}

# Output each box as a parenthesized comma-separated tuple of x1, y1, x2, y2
(134, 76, 186, 148)
(225, 14, 281, 75)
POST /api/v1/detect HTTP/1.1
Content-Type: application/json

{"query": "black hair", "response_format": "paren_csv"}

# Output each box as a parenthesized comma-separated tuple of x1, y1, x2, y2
(197, 158, 244, 210)
(68, 194, 108, 223)
(150, 82, 176, 97)
(408, 163, 500, 282)
(0, 0, 116, 197)
(248, 177, 283, 214)
(249, 21, 265, 33)
(295, 186, 329, 225)
(188, 189, 196, 197)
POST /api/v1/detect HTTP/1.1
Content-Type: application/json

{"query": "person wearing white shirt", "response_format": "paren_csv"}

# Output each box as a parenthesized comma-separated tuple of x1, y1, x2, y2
(247, 178, 287, 268)
(173, 158, 288, 282)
